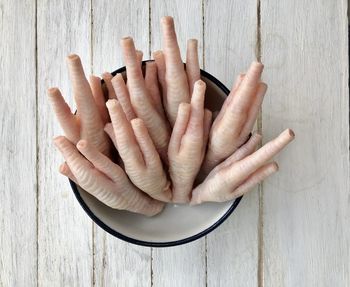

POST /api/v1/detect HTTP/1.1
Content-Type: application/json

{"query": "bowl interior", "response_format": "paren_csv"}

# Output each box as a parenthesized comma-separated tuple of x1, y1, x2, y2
(72, 66, 241, 246)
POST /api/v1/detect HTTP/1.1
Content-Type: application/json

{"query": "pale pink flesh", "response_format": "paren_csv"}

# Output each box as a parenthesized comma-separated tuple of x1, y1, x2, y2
(229, 162, 279, 199)
(201, 61, 265, 176)
(101, 72, 117, 100)
(48, 54, 110, 156)
(168, 80, 206, 203)
(215, 73, 245, 124)
(54, 136, 164, 216)
(161, 16, 190, 126)
(89, 75, 110, 125)
(59, 162, 77, 183)
(106, 99, 171, 202)
(136, 50, 143, 64)
(239, 82, 267, 138)
(106, 99, 144, 166)
(103, 123, 117, 148)
(186, 39, 201, 96)
(66, 54, 100, 122)
(130, 118, 172, 201)
(120, 37, 170, 162)
(145, 61, 166, 119)
(152, 50, 167, 105)
(111, 73, 136, 121)
(50, 26, 296, 211)
(191, 129, 295, 205)
(161, 16, 185, 75)
(168, 103, 191, 153)
(47, 87, 79, 143)
(67, 55, 110, 154)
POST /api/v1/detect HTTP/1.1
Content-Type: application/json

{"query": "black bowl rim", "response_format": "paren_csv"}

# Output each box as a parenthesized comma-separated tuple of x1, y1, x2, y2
(70, 60, 243, 247)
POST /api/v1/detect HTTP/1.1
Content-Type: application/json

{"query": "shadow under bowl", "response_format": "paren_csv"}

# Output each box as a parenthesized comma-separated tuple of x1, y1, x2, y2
(69, 61, 242, 247)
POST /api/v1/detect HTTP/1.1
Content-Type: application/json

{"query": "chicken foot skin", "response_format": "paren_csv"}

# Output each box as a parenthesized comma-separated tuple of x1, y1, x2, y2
(54, 136, 164, 216)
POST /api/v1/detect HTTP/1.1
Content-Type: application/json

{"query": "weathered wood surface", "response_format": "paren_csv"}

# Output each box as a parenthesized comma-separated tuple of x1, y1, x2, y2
(0, 0, 348, 286)
(204, 1, 261, 286)
(0, 1, 37, 286)
(37, 0, 93, 285)
(92, 1, 152, 286)
(151, 1, 206, 286)
(261, 0, 350, 286)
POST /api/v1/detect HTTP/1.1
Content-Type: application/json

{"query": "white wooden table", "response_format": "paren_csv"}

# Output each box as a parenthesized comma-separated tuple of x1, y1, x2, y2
(1, 0, 349, 286)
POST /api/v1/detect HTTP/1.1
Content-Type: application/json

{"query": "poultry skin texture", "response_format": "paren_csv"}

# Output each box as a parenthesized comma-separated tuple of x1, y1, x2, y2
(50, 16, 295, 216)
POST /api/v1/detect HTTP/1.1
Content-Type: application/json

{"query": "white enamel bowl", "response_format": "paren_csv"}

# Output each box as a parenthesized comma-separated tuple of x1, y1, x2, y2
(69, 61, 242, 247)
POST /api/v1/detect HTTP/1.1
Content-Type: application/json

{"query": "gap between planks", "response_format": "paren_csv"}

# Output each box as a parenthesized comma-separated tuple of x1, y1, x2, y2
(256, 0, 264, 286)
(90, 0, 96, 285)
(44, 1, 263, 285)
(149, 1, 154, 285)
(35, 0, 39, 285)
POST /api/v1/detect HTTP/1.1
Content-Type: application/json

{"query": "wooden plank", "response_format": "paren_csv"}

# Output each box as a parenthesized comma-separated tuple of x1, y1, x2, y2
(91, 1, 152, 286)
(0, 0, 37, 286)
(261, 0, 349, 285)
(150, 1, 206, 286)
(151, 0, 203, 61)
(37, 1, 93, 285)
(204, 1, 260, 286)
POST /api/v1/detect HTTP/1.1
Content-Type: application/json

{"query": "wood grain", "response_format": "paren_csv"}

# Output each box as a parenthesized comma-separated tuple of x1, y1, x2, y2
(204, 1, 260, 286)
(37, 1, 93, 285)
(151, 1, 206, 286)
(0, 1, 37, 286)
(91, 1, 152, 286)
(0, 1, 349, 286)
(261, 0, 350, 285)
